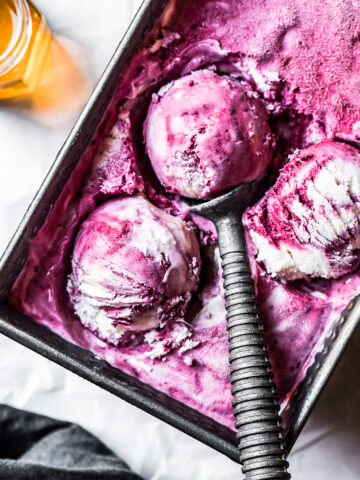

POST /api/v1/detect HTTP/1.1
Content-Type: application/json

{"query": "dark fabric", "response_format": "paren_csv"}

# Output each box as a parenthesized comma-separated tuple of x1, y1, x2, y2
(0, 404, 144, 480)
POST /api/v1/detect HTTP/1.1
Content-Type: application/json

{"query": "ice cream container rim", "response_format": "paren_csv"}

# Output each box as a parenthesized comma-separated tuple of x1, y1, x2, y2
(0, 0, 359, 462)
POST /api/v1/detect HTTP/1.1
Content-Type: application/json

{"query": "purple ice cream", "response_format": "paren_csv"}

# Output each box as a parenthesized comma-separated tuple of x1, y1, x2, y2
(144, 70, 271, 198)
(245, 141, 360, 281)
(68, 195, 200, 346)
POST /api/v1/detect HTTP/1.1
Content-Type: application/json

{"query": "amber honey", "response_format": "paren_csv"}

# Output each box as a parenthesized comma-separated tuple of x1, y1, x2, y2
(0, 0, 50, 99)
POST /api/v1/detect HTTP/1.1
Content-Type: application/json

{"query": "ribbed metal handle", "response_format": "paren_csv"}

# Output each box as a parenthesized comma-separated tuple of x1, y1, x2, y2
(216, 214, 290, 479)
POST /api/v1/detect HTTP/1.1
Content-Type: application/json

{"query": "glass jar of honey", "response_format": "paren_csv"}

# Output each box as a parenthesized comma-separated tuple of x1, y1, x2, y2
(0, 0, 50, 99)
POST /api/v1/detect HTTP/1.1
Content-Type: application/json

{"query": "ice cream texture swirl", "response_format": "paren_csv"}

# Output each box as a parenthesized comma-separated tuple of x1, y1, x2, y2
(144, 70, 271, 199)
(68, 195, 201, 346)
(246, 141, 360, 281)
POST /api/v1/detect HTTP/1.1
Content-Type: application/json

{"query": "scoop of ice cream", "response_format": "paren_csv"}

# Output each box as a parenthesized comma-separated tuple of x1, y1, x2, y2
(68, 195, 201, 345)
(144, 70, 271, 199)
(245, 140, 360, 281)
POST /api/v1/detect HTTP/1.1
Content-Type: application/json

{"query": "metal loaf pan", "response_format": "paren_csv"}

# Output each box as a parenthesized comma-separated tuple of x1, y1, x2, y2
(0, 0, 360, 463)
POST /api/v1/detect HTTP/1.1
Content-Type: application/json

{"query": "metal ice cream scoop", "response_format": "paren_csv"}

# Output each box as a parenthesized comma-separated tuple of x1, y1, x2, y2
(189, 182, 290, 480)
(144, 70, 290, 478)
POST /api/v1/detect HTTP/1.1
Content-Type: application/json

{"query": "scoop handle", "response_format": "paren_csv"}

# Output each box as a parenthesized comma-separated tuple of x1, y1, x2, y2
(215, 212, 290, 479)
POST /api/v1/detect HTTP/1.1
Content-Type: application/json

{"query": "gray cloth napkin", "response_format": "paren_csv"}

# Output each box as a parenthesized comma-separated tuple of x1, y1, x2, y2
(0, 404, 144, 480)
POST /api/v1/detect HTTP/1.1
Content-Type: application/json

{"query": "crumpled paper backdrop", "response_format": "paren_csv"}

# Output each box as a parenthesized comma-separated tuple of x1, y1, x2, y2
(1, 1, 360, 478)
